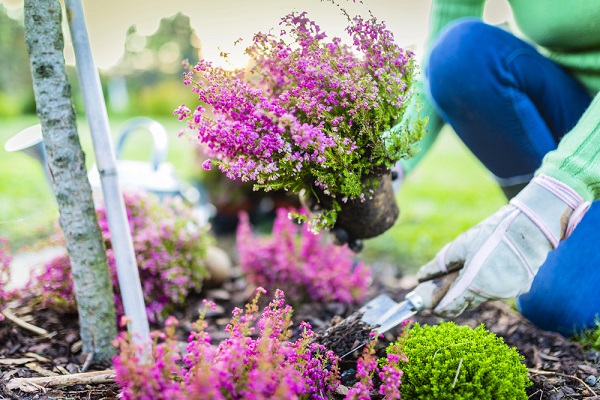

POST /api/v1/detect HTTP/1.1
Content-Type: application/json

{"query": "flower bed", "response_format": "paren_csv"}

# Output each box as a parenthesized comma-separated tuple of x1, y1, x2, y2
(114, 288, 406, 400)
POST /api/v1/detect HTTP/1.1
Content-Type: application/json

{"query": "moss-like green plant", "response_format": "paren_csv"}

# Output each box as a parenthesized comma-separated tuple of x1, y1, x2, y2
(386, 322, 531, 400)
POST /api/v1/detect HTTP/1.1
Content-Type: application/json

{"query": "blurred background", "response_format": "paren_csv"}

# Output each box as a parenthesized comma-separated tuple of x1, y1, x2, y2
(0, 0, 508, 270)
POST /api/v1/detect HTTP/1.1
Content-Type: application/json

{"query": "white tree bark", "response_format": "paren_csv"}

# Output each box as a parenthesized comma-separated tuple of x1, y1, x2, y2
(24, 0, 118, 362)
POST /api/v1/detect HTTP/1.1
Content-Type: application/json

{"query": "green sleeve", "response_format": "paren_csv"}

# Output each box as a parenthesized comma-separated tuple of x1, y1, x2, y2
(399, 0, 486, 174)
(399, 81, 445, 173)
(537, 92, 600, 202)
(426, 0, 487, 47)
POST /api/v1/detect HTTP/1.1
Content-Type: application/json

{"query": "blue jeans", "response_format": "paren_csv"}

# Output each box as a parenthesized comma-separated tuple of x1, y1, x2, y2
(427, 19, 598, 335)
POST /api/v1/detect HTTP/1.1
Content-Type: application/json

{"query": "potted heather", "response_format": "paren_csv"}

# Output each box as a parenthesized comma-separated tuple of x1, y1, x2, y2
(175, 8, 425, 238)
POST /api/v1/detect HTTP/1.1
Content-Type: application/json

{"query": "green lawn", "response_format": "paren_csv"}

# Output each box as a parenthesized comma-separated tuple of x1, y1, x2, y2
(1, 115, 56, 249)
(1, 115, 506, 274)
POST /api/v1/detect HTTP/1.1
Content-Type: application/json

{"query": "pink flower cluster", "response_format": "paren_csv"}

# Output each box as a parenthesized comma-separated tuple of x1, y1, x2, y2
(175, 57, 335, 185)
(27, 192, 210, 323)
(236, 208, 371, 305)
(114, 288, 340, 399)
(175, 9, 419, 226)
(345, 331, 407, 400)
(0, 238, 13, 320)
(114, 288, 407, 399)
(27, 253, 75, 312)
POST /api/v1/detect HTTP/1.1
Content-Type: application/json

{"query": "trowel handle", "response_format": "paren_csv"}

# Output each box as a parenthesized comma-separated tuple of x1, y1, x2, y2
(429, 270, 460, 307)
(115, 117, 168, 171)
(406, 270, 461, 311)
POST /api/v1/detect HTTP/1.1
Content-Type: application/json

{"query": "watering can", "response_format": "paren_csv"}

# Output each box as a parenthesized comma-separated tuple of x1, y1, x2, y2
(4, 124, 52, 183)
(5, 118, 214, 225)
(87, 117, 214, 224)
(88, 117, 191, 199)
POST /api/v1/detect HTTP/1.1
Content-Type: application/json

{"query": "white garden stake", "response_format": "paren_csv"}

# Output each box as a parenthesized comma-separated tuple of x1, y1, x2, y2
(64, 0, 151, 356)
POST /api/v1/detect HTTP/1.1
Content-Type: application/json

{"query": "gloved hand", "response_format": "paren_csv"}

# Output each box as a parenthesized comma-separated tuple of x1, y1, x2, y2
(390, 161, 404, 193)
(407, 174, 590, 318)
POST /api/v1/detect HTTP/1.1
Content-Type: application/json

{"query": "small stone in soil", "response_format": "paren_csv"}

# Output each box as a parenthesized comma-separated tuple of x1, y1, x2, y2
(585, 375, 598, 386)
(584, 350, 600, 363)
(341, 368, 357, 385)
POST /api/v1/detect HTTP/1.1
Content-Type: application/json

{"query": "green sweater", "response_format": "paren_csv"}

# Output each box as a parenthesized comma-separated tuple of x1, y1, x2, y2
(403, 0, 600, 202)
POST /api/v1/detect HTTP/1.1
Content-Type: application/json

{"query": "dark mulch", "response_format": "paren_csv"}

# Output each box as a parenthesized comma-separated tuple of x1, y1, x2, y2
(1, 262, 599, 399)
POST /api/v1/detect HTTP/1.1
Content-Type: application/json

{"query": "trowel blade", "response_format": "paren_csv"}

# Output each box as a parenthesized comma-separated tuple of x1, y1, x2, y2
(374, 299, 417, 334)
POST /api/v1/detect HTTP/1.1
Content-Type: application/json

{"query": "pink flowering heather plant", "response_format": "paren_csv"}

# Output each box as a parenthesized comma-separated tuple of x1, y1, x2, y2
(345, 331, 406, 400)
(0, 238, 14, 320)
(114, 288, 341, 399)
(175, 6, 425, 231)
(115, 288, 406, 399)
(236, 208, 371, 305)
(27, 191, 210, 323)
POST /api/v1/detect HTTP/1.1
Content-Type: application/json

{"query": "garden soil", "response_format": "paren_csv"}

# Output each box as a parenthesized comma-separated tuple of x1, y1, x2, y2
(1, 260, 599, 399)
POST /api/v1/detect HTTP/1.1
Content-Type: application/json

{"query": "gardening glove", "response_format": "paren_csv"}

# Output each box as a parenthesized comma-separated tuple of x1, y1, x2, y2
(390, 161, 404, 193)
(407, 174, 591, 318)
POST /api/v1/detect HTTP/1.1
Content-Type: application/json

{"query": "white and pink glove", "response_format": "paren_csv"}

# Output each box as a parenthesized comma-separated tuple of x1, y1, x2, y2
(408, 174, 591, 318)
(390, 161, 404, 193)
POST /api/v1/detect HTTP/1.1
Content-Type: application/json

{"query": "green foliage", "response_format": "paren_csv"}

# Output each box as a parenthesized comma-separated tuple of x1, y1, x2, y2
(0, 6, 30, 90)
(0, 91, 33, 117)
(387, 322, 531, 399)
(572, 317, 600, 351)
(109, 12, 202, 117)
(0, 5, 36, 118)
(127, 79, 197, 117)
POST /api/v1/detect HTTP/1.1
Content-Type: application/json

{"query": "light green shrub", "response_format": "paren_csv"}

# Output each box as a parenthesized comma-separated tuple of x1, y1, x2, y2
(387, 322, 531, 399)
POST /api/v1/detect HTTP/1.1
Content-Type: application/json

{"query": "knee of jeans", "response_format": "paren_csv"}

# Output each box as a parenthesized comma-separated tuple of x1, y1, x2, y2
(426, 19, 499, 112)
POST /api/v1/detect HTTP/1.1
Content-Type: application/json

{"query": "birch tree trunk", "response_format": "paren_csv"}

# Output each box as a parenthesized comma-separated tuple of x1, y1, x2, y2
(24, 0, 118, 362)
